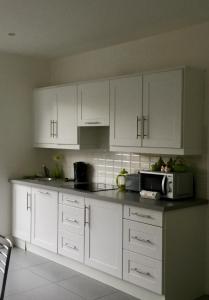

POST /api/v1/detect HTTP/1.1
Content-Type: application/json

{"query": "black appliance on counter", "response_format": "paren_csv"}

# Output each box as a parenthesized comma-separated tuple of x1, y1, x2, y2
(74, 161, 88, 183)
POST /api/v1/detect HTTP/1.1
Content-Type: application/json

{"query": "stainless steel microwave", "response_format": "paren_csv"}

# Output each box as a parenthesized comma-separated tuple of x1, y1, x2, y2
(140, 171, 194, 199)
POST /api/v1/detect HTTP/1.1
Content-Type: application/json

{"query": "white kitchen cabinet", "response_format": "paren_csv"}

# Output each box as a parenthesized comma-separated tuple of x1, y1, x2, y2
(31, 188, 58, 253)
(12, 184, 31, 242)
(142, 69, 182, 148)
(84, 198, 122, 278)
(110, 67, 204, 155)
(78, 80, 109, 126)
(34, 87, 57, 144)
(110, 75, 142, 147)
(34, 85, 79, 149)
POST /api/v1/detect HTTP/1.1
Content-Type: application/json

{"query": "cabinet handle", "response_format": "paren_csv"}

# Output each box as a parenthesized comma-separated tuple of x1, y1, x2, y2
(131, 212, 153, 219)
(64, 218, 78, 224)
(137, 116, 141, 138)
(50, 120, 53, 137)
(142, 116, 148, 138)
(84, 205, 90, 226)
(26, 192, 31, 210)
(39, 191, 50, 195)
(131, 236, 153, 245)
(131, 267, 153, 278)
(64, 243, 78, 251)
(65, 199, 78, 204)
(53, 120, 58, 138)
(85, 121, 101, 125)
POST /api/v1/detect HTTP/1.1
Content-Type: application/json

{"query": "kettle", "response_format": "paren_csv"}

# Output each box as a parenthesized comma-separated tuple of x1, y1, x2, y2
(116, 169, 128, 191)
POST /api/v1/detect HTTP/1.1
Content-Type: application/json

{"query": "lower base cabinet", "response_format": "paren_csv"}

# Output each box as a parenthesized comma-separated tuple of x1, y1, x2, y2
(84, 198, 123, 279)
(31, 188, 58, 253)
(12, 183, 206, 300)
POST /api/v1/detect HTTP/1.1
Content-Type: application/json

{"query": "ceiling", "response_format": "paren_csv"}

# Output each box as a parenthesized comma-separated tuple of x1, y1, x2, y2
(1, 0, 209, 58)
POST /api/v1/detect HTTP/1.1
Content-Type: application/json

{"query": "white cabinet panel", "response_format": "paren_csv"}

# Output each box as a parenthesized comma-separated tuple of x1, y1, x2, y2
(85, 198, 122, 278)
(78, 80, 109, 126)
(34, 85, 79, 148)
(59, 204, 84, 235)
(110, 76, 142, 147)
(56, 85, 78, 145)
(123, 250, 163, 294)
(58, 231, 84, 263)
(12, 184, 31, 242)
(31, 188, 58, 253)
(123, 219, 162, 260)
(142, 69, 182, 148)
(33, 88, 57, 144)
(124, 205, 163, 227)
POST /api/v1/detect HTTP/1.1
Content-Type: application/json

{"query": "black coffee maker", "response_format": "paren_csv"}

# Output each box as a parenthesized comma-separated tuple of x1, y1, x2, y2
(74, 162, 88, 183)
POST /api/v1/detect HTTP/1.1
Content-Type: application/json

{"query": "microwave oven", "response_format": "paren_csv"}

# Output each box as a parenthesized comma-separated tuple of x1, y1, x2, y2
(140, 171, 194, 199)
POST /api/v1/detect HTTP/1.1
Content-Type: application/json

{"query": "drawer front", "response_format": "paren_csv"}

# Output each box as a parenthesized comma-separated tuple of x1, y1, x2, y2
(60, 193, 84, 208)
(59, 205, 84, 235)
(123, 220, 162, 260)
(58, 231, 84, 263)
(123, 250, 163, 294)
(124, 205, 163, 227)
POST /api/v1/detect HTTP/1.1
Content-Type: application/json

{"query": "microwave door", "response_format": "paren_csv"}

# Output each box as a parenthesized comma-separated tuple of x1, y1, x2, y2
(141, 174, 167, 195)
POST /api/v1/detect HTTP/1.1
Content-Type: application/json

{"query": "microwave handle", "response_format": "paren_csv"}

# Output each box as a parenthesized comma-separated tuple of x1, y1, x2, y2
(162, 175, 166, 195)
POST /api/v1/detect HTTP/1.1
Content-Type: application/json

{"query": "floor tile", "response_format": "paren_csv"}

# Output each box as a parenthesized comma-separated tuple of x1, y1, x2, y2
(29, 261, 79, 282)
(58, 274, 116, 300)
(5, 283, 83, 300)
(9, 247, 50, 271)
(99, 291, 139, 300)
(5, 268, 50, 296)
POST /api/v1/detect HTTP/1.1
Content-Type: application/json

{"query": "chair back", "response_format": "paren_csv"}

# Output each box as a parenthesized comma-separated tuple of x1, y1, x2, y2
(0, 235, 12, 300)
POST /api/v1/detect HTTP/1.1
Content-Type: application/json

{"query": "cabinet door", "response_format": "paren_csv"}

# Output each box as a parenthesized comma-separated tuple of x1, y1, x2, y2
(110, 76, 142, 147)
(56, 85, 78, 145)
(31, 188, 58, 253)
(78, 80, 109, 126)
(85, 198, 122, 278)
(33, 88, 57, 144)
(12, 184, 31, 242)
(143, 70, 182, 148)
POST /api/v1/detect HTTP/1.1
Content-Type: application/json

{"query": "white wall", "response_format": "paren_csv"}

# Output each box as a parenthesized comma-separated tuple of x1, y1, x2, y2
(0, 53, 51, 236)
(50, 21, 209, 293)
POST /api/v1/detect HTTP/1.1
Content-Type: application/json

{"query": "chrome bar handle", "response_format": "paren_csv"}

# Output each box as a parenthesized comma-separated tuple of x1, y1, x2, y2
(54, 120, 58, 138)
(131, 267, 153, 278)
(64, 243, 78, 251)
(50, 120, 53, 137)
(142, 116, 148, 138)
(39, 191, 50, 195)
(137, 116, 141, 138)
(131, 236, 153, 245)
(66, 199, 78, 204)
(64, 218, 78, 224)
(84, 205, 90, 226)
(85, 121, 101, 125)
(26, 192, 31, 210)
(131, 212, 153, 219)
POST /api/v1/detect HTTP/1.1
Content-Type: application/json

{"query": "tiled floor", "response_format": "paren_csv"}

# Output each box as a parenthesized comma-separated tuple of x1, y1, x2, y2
(3, 248, 138, 300)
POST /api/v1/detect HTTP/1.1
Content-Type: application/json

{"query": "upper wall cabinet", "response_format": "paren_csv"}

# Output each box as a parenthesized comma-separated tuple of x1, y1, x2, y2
(78, 80, 110, 126)
(110, 67, 204, 155)
(110, 76, 142, 147)
(34, 85, 79, 149)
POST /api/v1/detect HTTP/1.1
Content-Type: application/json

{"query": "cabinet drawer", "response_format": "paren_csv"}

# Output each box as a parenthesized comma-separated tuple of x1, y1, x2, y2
(123, 250, 163, 294)
(59, 193, 84, 208)
(123, 220, 162, 260)
(59, 205, 84, 235)
(124, 205, 163, 227)
(58, 231, 84, 263)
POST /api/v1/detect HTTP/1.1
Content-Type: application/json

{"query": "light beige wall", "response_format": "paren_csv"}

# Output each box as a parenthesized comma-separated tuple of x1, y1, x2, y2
(0, 53, 51, 236)
(50, 21, 209, 294)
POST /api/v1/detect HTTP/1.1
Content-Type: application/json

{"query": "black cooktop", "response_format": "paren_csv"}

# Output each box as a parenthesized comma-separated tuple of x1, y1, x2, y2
(63, 180, 117, 192)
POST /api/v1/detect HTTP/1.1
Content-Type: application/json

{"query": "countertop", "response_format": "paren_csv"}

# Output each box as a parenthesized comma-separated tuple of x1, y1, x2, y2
(10, 179, 208, 212)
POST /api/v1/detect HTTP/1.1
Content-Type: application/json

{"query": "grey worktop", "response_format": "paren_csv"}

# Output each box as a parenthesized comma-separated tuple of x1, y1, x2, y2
(10, 179, 208, 212)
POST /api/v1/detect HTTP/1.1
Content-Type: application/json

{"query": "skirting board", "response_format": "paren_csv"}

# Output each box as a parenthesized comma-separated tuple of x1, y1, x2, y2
(14, 239, 165, 300)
